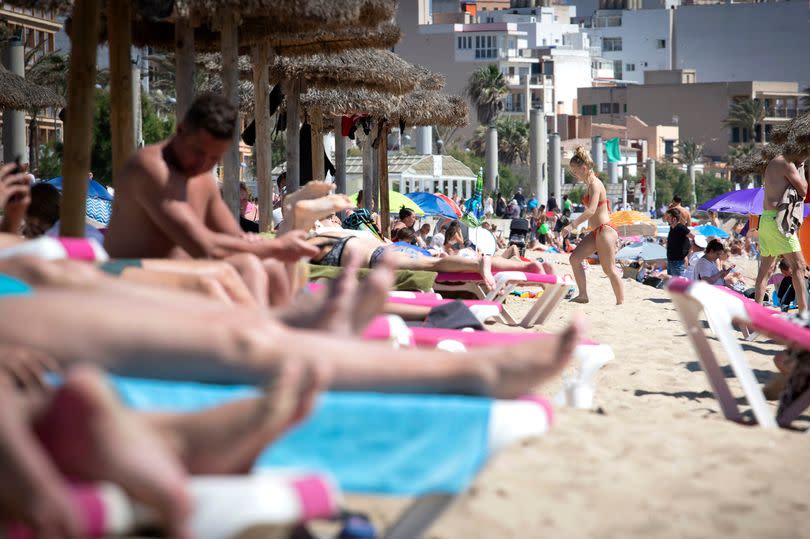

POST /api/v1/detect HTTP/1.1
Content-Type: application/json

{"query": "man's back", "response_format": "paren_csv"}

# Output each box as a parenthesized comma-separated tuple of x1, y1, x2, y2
(105, 143, 216, 258)
(763, 156, 794, 211)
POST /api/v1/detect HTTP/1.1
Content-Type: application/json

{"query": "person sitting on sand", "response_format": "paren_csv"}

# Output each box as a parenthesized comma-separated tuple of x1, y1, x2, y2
(683, 235, 708, 281)
(693, 239, 736, 285)
(561, 147, 624, 305)
(103, 93, 319, 307)
(391, 207, 418, 236)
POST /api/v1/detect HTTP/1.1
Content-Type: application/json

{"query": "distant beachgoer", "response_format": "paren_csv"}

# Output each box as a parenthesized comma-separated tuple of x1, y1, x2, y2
(562, 146, 624, 305)
(754, 142, 810, 313)
(664, 208, 691, 277)
(694, 239, 734, 285)
(668, 196, 691, 225)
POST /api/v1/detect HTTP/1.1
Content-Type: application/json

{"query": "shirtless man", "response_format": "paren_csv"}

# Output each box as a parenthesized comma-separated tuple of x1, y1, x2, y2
(754, 142, 810, 313)
(104, 93, 319, 306)
(668, 196, 691, 225)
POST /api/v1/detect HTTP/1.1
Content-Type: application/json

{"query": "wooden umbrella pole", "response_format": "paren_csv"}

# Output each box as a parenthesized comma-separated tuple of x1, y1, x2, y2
(108, 0, 134, 183)
(220, 11, 240, 218)
(310, 109, 324, 183)
(379, 124, 390, 239)
(334, 116, 347, 194)
(174, 19, 195, 123)
(59, 0, 101, 238)
(252, 41, 273, 232)
(361, 119, 374, 211)
(285, 77, 302, 192)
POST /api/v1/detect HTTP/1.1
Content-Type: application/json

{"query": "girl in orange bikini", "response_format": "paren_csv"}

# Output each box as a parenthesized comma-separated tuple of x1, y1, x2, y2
(561, 147, 624, 305)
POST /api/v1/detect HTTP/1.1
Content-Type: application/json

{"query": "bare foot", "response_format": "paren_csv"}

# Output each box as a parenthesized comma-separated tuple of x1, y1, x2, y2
(282, 182, 335, 221)
(486, 317, 583, 399)
(570, 295, 589, 304)
(526, 260, 555, 275)
(156, 358, 327, 475)
(351, 252, 395, 333)
(293, 194, 355, 232)
(480, 255, 497, 291)
(33, 367, 192, 539)
(278, 251, 361, 335)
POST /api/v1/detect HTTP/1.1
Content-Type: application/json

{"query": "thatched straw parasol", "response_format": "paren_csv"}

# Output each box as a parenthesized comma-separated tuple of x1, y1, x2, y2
(390, 93, 469, 128)
(730, 152, 768, 176)
(770, 112, 810, 145)
(197, 77, 258, 114)
(0, 65, 65, 111)
(761, 140, 809, 160)
(299, 88, 396, 118)
(270, 23, 401, 57)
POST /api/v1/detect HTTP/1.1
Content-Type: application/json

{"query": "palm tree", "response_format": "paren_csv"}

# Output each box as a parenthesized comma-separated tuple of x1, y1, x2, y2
(724, 98, 767, 145)
(727, 143, 757, 187)
(497, 116, 529, 165)
(25, 51, 69, 173)
(675, 140, 702, 208)
(465, 64, 508, 191)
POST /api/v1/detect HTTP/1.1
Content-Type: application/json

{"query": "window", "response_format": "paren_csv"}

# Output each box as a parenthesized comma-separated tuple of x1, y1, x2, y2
(731, 127, 740, 144)
(657, 39, 666, 49)
(625, 63, 635, 72)
(612, 103, 620, 114)
(458, 36, 462, 49)
(582, 104, 598, 116)
(613, 60, 623, 80)
(474, 34, 498, 59)
(623, 104, 627, 113)
(600, 103, 612, 114)
(602, 37, 622, 52)
(664, 140, 675, 157)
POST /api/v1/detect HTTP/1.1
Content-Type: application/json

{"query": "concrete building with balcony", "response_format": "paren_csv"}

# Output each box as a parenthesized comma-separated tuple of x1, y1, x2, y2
(576, 69, 802, 160)
(0, 3, 63, 161)
(583, 1, 810, 89)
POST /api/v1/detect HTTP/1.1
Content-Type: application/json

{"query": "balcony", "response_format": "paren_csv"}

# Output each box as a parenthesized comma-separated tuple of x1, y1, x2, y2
(505, 74, 551, 87)
(765, 107, 798, 119)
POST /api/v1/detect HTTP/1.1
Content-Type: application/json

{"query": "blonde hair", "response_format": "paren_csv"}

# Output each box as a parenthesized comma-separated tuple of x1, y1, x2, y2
(570, 146, 593, 169)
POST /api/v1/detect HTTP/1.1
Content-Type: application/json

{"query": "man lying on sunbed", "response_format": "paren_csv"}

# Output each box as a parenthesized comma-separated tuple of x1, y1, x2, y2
(279, 183, 553, 291)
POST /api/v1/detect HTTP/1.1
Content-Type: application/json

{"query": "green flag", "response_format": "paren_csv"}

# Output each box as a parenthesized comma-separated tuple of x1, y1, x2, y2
(605, 137, 621, 163)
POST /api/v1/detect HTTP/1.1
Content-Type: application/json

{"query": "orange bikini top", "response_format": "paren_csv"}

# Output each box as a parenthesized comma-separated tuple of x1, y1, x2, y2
(582, 194, 609, 207)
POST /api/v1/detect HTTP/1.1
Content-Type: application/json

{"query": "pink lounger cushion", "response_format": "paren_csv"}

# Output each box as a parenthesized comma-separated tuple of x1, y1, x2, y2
(291, 475, 340, 520)
(58, 238, 98, 262)
(435, 271, 561, 284)
(306, 282, 501, 311)
(9, 485, 107, 539)
(362, 317, 598, 347)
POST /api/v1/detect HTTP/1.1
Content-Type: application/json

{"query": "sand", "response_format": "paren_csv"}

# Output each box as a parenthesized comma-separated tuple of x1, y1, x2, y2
(348, 254, 810, 539)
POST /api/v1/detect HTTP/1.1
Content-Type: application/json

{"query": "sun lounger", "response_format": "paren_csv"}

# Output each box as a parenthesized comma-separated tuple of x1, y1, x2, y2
(667, 277, 810, 429)
(0, 236, 108, 262)
(6, 473, 339, 539)
(307, 282, 502, 322)
(433, 271, 574, 327)
(111, 377, 555, 539)
(308, 264, 437, 292)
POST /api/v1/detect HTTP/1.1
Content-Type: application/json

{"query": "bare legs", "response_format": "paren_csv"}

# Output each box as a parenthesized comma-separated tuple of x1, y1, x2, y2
(0, 288, 580, 399)
(783, 251, 808, 313)
(755, 256, 777, 305)
(568, 233, 596, 303)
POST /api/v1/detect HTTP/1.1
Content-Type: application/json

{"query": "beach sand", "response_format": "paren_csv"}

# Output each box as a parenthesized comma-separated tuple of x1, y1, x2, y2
(348, 254, 810, 539)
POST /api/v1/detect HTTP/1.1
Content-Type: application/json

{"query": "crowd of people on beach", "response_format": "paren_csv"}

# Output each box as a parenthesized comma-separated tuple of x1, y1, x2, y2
(0, 89, 808, 537)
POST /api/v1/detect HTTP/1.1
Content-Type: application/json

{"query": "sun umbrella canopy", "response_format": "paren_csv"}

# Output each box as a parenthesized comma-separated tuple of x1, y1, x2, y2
(349, 191, 424, 216)
(691, 224, 729, 239)
(45, 177, 113, 201)
(405, 192, 458, 219)
(617, 241, 667, 262)
(698, 188, 764, 215)
(435, 193, 462, 217)
(610, 210, 652, 225)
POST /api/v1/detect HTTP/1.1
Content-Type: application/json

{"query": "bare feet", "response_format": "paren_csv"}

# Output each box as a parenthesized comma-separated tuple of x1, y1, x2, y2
(351, 252, 396, 333)
(526, 260, 555, 275)
(33, 367, 192, 539)
(293, 194, 355, 232)
(155, 358, 327, 475)
(486, 317, 583, 399)
(280, 182, 336, 231)
(278, 250, 362, 335)
(480, 255, 497, 291)
(570, 295, 589, 304)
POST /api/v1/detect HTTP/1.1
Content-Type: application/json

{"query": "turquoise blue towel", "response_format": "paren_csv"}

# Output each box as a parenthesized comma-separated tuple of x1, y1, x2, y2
(0, 274, 32, 296)
(112, 376, 493, 495)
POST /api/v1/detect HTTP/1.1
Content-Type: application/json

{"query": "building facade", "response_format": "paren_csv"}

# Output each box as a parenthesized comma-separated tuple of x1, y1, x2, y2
(1, 4, 63, 159)
(577, 71, 802, 159)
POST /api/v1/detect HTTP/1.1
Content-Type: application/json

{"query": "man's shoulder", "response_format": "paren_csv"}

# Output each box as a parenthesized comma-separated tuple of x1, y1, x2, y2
(124, 143, 169, 184)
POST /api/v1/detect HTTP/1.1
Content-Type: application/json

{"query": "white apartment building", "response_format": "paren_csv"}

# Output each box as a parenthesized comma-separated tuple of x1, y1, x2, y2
(584, 1, 810, 89)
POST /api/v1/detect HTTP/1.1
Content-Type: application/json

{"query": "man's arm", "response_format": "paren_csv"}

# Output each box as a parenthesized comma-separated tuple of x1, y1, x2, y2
(131, 162, 316, 261)
(784, 161, 808, 198)
(206, 186, 244, 236)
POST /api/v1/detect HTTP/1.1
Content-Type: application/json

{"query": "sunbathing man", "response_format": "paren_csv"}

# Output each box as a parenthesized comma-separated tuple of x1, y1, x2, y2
(104, 93, 319, 306)
(754, 141, 809, 314)
(0, 262, 581, 400)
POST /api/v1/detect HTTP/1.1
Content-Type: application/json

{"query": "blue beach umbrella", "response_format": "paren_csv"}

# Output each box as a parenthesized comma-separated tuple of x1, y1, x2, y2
(691, 224, 729, 239)
(45, 176, 114, 225)
(405, 192, 458, 219)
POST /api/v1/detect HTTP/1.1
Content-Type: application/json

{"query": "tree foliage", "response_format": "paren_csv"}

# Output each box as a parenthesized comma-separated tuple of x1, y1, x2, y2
(465, 64, 508, 127)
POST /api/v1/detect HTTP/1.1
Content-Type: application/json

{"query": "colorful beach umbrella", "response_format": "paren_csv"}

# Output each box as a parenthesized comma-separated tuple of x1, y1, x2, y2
(616, 241, 667, 262)
(405, 192, 458, 219)
(462, 167, 485, 227)
(349, 191, 424, 216)
(698, 188, 763, 215)
(691, 224, 729, 239)
(44, 176, 114, 225)
(435, 193, 462, 217)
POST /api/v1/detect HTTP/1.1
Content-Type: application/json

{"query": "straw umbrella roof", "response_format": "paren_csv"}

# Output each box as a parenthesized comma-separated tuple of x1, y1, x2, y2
(299, 88, 398, 118)
(770, 112, 810, 145)
(730, 152, 768, 176)
(270, 23, 401, 57)
(196, 77, 258, 114)
(0, 65, 65, 111)
(390, 93, 469, 128)
(199, 49, 418, 94)
(761, 140, 809, 160)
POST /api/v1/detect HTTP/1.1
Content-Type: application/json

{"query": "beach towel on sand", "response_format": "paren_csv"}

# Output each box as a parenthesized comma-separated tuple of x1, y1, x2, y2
(307, 264, 437, 292)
